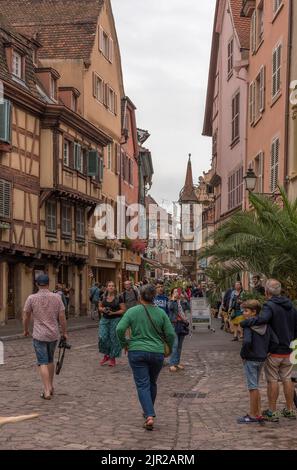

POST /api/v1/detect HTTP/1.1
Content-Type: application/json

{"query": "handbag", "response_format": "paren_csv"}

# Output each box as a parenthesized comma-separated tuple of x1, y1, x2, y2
(175, 320, 190, 336)
(142, 305, 172, 357)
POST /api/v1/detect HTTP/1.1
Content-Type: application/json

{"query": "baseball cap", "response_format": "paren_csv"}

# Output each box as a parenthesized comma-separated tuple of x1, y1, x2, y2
(36, 274, 49, 286)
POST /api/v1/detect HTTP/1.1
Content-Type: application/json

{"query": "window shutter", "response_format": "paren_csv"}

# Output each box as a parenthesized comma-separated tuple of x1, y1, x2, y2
(251, 11, 257, 53)
(129, 160, 134, 185)
(99, 156, 104, 182)
(115, 144, 121, 175)
(99, 26, 104, 52)
(271, 138, 280, 192)
(103, 83, 109, 107)
(109, 37, 114, 63)
(0, 99, 12, 144)
(87, 150, 99, 177)
(259, 66, 265, 112)
(92, 72, 96, 98)
(272, 45, 281, 98)
(249, 82, 256, 126)
(0, 179, 11, 218)
(69, 142, 74, 168)
(114, 92, 117, 115)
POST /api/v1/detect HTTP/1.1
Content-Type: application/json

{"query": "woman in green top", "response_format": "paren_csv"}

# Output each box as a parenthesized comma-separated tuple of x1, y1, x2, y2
(116, 284, 175, 431)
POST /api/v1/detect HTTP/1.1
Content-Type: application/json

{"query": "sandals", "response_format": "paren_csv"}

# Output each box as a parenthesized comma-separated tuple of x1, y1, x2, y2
(169, 366, 178, 372)
(143, 417, 154, 431)
(40, 392, 51, 400)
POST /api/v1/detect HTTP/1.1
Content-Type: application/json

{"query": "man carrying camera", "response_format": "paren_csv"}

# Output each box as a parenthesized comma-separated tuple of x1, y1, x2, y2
(23, 274, 68, 400)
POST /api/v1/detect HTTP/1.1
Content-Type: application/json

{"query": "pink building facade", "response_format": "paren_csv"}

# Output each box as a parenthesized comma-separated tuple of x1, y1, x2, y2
(203, 0, 250, 224)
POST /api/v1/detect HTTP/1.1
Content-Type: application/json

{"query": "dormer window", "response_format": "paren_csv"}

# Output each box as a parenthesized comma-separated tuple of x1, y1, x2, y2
(12, 50, 24, 80)
(35, 67, 60, 103)
(58, 87, 80, 112)
(50, 77, 57, 101)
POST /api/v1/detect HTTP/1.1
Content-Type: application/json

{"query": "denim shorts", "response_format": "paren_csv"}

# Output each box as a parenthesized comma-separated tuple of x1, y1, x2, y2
(33, 339, 57, 366)
(243, 360, 264, 390)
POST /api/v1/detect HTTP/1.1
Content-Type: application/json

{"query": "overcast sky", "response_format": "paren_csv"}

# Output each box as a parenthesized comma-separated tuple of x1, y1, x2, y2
(112, 0, 216, 206)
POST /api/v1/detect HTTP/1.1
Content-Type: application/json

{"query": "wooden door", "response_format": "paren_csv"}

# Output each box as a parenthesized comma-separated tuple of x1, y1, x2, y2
(7, 264, 15, 319)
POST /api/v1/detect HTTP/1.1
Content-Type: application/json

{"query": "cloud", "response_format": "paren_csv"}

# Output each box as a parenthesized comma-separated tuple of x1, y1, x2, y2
(112, 0, 216, 203)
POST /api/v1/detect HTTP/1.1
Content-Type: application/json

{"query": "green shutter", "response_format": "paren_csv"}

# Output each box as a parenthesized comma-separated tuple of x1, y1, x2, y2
(87, 150, 99, 176)
(0, 179, 11, 218)
(0, 100, 12, 144)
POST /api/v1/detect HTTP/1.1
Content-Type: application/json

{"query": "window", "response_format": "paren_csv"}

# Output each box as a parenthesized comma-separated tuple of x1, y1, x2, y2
(74, 143, 83, 173)
(231, 92, 240, 143)
(61, 204, 72, 237)
(115, 143, 121, 175)
(76, 207, 85, 240)
(63, 140, 70, 167)
(0, 179, 11, 219)
(93, 73, 104, 103)
(272, 44, 282, 98)
(228, 167, 243, 211)
(271, 138, 280, 192)
(107, 143, 112, 170)
(251, 10, 257, 54)
(254, 152, 264, 194)
(107, 87, 117, 114)
(99, 26, 114, 63)
(257, 1, 264, 44)
(12, 51, 22, 79)
(50, 77, 57, 100)
(46, 200, 57, 234)
(71, 94, 78, 112)
(273, 0, 282, 15)
(250, 66, 265, 125)
(227, 38, 234, 79)
(0, 99, 12, 144)
(88, 150, 99, 177)
(129, 159, 134, 186)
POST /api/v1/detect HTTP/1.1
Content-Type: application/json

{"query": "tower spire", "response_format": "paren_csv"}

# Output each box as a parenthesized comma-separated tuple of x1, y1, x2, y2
(179, 154, 198, 203)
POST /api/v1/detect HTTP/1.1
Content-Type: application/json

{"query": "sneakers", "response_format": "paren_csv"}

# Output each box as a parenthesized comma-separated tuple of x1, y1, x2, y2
(262, 409, 279, 422)
(100, 355, 110, 366)
(109, 358, 116, 367)
(282, 408, 297, 420)
(237, 415, 263, 424)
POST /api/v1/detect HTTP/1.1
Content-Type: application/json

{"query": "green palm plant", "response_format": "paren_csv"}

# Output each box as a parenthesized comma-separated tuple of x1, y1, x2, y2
(200, 188, 297, 297)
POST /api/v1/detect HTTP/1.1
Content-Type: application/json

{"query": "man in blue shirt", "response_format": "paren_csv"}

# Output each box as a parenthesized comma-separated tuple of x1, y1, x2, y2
(154, 281, 169, 316)
(89, 282, 101, 320)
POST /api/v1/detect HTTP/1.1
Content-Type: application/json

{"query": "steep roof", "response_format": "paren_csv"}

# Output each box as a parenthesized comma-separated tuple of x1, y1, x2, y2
(0, 0, 104, 60)
(0, 14, 47, 100)
(202, 0, 250, 137)
(179, 156, 198, 203)
(229, 0, 250, 50)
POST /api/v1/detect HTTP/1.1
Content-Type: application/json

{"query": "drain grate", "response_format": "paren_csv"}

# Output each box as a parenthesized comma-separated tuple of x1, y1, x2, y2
(173, 392, 207, 399)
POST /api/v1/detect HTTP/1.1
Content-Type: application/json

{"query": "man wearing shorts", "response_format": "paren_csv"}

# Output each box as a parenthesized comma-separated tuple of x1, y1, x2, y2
(23, 274, 67, 400)
(241, 279, 297, 421)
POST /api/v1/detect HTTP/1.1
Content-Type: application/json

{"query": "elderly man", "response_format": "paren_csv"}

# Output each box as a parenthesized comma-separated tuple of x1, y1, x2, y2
(241, 279, 297, 421)
(121, 280, 140, 310)
(23, 274, 67, 400)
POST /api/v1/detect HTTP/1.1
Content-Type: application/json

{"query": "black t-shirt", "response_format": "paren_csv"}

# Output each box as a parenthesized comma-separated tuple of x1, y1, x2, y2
(101, 295, 123, 319)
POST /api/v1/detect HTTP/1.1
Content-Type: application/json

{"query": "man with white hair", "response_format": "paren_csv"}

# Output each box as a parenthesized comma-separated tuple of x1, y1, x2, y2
(241, 279, 297, 422)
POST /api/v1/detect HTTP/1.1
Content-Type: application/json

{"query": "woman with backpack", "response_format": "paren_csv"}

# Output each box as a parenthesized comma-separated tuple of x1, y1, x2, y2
(98, 281, 126, 367)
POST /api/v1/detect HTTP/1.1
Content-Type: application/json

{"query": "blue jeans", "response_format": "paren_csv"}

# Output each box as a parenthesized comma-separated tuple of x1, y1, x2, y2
(128, 351, 164, 418)
(169, 334, 185, 366)
(33, 339, 57, 365)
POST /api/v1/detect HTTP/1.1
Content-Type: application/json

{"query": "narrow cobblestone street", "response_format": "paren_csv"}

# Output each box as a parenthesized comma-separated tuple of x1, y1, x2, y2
(0, 320, 296, 450)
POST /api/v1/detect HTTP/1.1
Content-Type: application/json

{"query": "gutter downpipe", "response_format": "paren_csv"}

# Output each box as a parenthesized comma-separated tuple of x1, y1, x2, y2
(284, 0, 293, 195)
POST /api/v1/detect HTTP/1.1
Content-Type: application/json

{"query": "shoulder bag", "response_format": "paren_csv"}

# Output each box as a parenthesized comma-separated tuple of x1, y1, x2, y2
(142, 305, 172, 357)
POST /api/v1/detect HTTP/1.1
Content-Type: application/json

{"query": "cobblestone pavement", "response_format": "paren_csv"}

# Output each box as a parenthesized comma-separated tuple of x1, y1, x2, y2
(0, 320, 296, 450)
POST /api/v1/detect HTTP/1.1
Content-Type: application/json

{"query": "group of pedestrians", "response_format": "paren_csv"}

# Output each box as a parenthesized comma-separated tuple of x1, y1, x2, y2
(219, 277, 297, 423)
